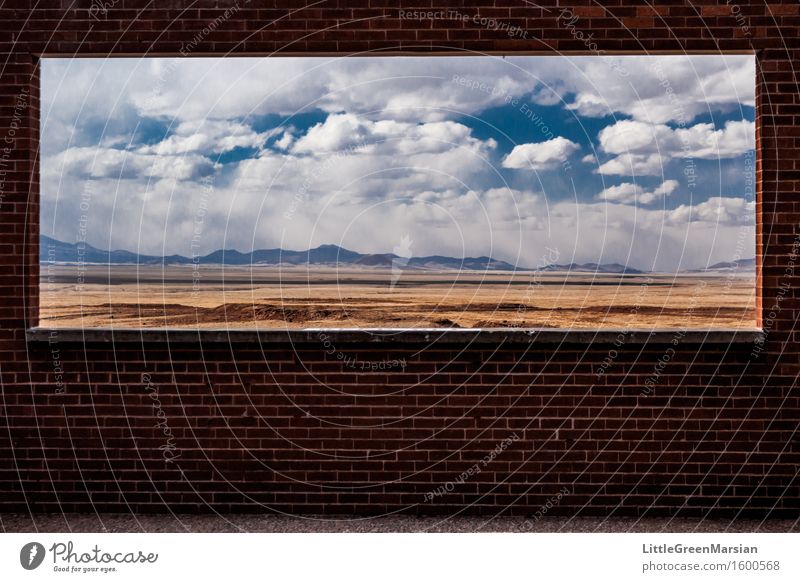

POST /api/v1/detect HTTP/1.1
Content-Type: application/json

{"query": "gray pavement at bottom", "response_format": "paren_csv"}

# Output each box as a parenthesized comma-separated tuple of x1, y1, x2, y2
(1, 514, 797, 533)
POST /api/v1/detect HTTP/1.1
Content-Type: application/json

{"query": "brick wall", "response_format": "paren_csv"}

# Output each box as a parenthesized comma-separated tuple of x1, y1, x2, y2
(1, 1, 798, 518)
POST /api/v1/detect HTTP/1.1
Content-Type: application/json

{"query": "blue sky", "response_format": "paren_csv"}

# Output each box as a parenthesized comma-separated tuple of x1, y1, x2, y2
(41, 55, 755, 271)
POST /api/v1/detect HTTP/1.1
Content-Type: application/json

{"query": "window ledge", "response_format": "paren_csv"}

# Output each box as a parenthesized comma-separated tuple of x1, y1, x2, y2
(27, 327, 764, 345)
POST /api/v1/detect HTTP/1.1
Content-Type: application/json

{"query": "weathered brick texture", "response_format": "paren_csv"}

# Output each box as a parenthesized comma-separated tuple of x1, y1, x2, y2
(0, 1, 798, 518)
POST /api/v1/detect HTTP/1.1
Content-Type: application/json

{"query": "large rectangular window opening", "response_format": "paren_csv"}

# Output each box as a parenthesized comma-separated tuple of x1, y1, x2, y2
(39, 55, 756, 330)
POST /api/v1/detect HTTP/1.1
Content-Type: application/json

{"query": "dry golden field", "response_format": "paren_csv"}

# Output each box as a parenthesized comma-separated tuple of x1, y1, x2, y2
(38, 265, 757, 329)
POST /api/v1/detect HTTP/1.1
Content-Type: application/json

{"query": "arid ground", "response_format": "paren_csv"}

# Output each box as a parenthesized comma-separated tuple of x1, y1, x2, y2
(39, 265, 757, 329)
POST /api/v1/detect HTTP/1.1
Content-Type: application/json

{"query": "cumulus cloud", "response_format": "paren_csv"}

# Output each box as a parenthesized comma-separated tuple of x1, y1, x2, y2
(596, 119, 755, 176)
(137, 120, 279, 156)
(599, 119, 754, 158)
(667, 196, 755, 226)
(290, 114, 369, 154)
(595, 153, 666, 176)
(273, 130, 295, 151)
(43, 55, 752, 127)
(502, 137, 580, 170)
(51, 146, 217, 181)
(597, 179, 679, 205)
(289, 113, 491, 158)
(123, 56, 539, 123)
(564, 55, 755, 123)
(673, 120, 755, 158)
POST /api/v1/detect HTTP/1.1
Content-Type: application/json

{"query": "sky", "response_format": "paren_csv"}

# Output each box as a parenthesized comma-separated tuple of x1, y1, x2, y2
(41, 55, 755, 272)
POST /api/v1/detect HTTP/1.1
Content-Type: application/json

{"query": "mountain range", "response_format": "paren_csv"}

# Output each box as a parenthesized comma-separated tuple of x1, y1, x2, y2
(39, 235, 755, 274)
(538, 262, 642, 274)
(692, 258, 756, 272)
(40, 235, 525, 271)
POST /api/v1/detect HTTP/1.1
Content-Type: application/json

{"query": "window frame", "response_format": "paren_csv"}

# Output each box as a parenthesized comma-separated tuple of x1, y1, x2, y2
(27, 51, 764, 344)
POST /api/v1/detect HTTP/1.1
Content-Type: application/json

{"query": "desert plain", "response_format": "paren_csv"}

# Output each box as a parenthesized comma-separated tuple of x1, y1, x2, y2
(38, 264, 757, 329)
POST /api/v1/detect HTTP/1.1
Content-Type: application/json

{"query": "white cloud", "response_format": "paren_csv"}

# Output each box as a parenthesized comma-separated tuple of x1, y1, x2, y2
(599, 119, 754, 158)
(667, 196, 755, 226)
(564, 55, 755, 123)
(290, 114, 370, 154)
(648, 180, 680, 202)
(595, 153, 666, 176)
(289, 113, 490, 158)
(596, 119, 755, 176)
(502, 137, 580, 170)
(273, 130, 295, 151)
(42, 55, 753, 128)
(51, 146, 217, 181)
(123, 56, 540, 123)
(674, 120, 755, 158)
(597, 179, 679, 205)
(599, 120, 673, 155)
(137, 120, 278, 156)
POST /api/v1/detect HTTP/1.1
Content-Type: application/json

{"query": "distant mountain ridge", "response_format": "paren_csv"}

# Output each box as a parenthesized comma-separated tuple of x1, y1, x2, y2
(40, 235, 527, 271)
(690, 258, 756, 272)
(39, 235, 755, 274)
(538, 262, 642, 275)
